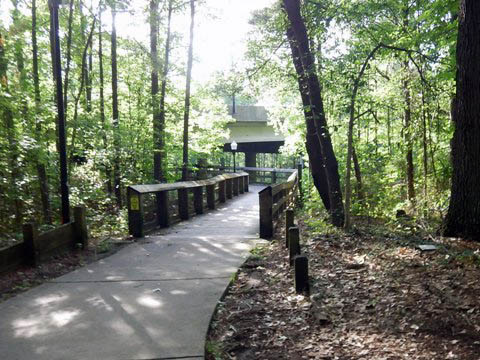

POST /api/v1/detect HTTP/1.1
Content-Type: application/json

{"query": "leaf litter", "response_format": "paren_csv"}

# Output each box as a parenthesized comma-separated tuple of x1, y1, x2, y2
(206, 215, 480, 359)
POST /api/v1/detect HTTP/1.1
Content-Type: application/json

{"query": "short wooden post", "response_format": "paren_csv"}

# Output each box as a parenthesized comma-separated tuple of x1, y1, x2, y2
(244, 174, 249, 192)
(289, 226, 300, 266)
(157, 191, 170, 227)
(128, 187, 145, 238)
(73, 206, 88, 249)
(206, 184, 215, 210)
(297, 164, 303, 208)
(226, 179, 233, 199)
(294, 255, 309, 293)
(23, 223, 38, 267)
(233, 177, 239, 196)
(219, 180, 226, 203)
(178, 188, 189, 220)
(193, 186, 204, 214)
(259, 186, 273, 239)
(285, 209, 294, 248)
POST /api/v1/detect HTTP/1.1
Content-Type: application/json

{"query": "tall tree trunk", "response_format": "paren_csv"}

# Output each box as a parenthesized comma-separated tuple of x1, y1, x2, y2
(283, 0, 344, 226)
(49, 0, 70, 223)
(0, 33, 22, 226)
(32, 0, 52, 224)
(443, 0, 480, 238)
(421, 86, 428, 197)
(111, 6, 122, 207)
(182, 0, 195, 181)
(403, 72, 415, 203)
(157, 0, 173, 181)
(63, 0, 75, 117)
(150, 0, 162, 182)
(286, 27, 330, 210)
(98, 7, 112, 194)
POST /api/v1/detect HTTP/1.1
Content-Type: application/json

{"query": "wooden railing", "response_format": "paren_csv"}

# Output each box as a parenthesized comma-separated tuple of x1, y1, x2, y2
(259, 170, 301, 239)
(127, 172, 249, 238)
(0, 206, 88, 274)
(241, 167, 296, 185)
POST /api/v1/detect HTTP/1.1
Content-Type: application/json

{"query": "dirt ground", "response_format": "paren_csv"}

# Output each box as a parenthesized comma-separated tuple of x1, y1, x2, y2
(206, 215, 480, 360)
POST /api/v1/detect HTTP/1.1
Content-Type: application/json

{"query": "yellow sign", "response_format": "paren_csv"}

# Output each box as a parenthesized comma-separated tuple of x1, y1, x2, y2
(130, 195, 140, 211)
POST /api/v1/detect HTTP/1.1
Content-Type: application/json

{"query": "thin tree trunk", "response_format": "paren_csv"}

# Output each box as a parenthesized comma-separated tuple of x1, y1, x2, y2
(69, 18, 96, 163)
(0, 33, 22, 226)
(403, 71, 415, 203)
(421, 86, 428, 197)
(443, 0, 480, 238)
(283, 0, 344, 226)
(286, 27, 330, 210)
(98, 8, 112, 194)
(151, 0, 162, 181)
(63, 0, 75, 117)
(32, 0, 52, 224)
(182, 0, 195, 181)
(111, 6, 122, 207)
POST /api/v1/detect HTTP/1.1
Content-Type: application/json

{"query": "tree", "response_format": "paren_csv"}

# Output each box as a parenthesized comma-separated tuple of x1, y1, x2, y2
(443, 0, 480, 238)
(283, 0, 344, 226)
(111, 3, 121, 206)
(182, 0, 195, 181)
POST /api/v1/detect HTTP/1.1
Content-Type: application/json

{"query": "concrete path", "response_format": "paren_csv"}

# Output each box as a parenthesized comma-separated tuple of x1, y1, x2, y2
(0, 186, 264, 360)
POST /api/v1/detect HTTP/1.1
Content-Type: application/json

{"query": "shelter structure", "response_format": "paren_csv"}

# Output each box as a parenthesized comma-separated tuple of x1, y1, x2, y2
(223, 105, 285, 169)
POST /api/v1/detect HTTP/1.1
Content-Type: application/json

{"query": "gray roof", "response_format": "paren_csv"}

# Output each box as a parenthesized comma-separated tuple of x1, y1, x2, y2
(227, 105, 269, 122)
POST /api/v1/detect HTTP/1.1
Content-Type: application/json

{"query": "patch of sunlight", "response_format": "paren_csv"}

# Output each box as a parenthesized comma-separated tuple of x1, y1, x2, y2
(109, 319, 135, 336)
(106, 276, 124, 281)
(86, 296, 114, 312)
(13, 309, 81, 338)
(170, 289, 188, 295)
(51, 309, 81, 327)
(34, 294, 68, 307)
(137, 295, 163, 309)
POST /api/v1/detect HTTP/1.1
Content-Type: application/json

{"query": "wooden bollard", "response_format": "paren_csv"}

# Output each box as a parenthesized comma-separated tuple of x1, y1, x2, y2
(23, 223, 38, 267)
(294, 255, 309, 293)
(285, 209, 294, 249)
(73, 206, 88, 249)
(289, 226, 300, 266)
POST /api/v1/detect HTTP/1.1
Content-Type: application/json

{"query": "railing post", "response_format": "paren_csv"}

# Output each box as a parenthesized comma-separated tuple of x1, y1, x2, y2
(219, 180, 226, 203)
(178, 188, 189, 220)
(233, 177, 239, 196)
(271, 170, 277, 184)
(157, 191, 170, 227)
(285, 208, 294, 248)
(259, 186, 273, 239)
(289, 226, 300, 266)
(206, 184, 215, 209)
(23, 223, 38, 267)
(73, 206, 88, 249)
(244, 174, 249, 192)
(193, 186, 204, 214)
(226, 179, 233, 199)
(239, 176, 244, 194)
(128, 187, 144, 238)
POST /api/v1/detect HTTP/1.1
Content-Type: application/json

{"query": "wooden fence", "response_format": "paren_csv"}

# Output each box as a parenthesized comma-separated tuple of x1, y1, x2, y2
(0, 206, 88, 274)
(127, 172, 249, 238)
(259, 169, 301, 239)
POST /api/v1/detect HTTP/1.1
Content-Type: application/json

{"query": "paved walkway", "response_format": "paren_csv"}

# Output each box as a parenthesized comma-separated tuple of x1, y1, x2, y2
(0, 186, 264, 360)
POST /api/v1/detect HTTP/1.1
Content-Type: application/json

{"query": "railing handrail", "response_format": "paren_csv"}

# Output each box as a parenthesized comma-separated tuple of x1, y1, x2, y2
(241, 167, 296, 173)
(129, 171, 249, 194)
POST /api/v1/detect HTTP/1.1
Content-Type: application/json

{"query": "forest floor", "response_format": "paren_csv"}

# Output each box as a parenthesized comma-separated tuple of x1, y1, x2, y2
(206, 214, 480, 360)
